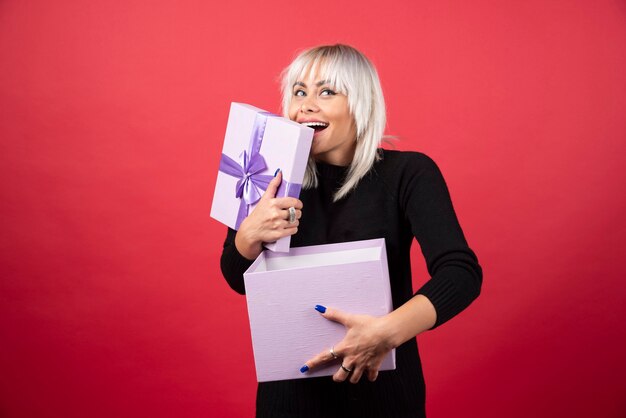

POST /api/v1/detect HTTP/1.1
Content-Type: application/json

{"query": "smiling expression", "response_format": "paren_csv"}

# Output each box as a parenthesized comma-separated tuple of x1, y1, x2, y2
(288, 73, 357, 166)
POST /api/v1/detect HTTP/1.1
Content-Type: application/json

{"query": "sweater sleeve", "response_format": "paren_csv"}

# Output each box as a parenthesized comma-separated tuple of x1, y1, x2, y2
(219, 227, 254, 295)
(400, 153, 482, 328)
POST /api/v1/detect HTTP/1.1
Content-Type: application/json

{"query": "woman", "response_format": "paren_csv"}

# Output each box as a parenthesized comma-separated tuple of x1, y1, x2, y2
(220, 44, 482, 418)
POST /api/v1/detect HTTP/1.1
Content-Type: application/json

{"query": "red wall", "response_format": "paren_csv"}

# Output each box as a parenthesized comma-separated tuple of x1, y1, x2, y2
(1, 1, 625, 417)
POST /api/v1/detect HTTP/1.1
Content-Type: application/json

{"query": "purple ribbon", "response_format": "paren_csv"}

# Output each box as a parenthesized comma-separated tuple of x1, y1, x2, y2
(218, 111, 302, 229)
(219, 150, 274, 207)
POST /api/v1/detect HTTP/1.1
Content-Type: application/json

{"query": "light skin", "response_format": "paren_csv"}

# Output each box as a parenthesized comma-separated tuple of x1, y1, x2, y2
(235, 71, 437, 384)
(288, 75, 358, 166)
(234, 170, 302, 260)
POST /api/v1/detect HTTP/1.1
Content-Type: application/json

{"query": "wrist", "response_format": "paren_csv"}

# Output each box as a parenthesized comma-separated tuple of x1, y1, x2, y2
(382, 295, 438, 348)
(377, 314, 404, 350)
(234, 229, 262, 260)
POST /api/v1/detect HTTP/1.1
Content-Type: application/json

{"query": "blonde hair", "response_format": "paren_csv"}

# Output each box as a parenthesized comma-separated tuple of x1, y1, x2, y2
(281, 44, 386, 201)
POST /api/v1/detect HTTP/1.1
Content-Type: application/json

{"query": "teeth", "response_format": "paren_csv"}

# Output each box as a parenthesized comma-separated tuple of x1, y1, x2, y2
(301, 122, 329, 128)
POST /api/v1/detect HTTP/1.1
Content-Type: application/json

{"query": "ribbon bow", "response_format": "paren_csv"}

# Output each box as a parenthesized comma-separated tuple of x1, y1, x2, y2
(219, 149, 273, 207)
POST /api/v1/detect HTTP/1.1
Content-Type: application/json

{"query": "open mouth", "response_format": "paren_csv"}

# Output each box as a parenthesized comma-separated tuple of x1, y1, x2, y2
(300, 121, 329, 133)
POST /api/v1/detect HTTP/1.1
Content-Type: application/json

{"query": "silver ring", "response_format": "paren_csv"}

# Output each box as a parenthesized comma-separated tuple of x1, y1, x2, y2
(288, 206, 296, 224)
(341, 363, 353, 373)
(329, 346, 339, 360)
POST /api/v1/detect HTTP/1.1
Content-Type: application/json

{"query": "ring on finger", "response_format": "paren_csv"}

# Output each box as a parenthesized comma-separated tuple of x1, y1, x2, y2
(288, 206, 296, 224)
(341, 363, 353, 373)
(329, 346, 339, 360)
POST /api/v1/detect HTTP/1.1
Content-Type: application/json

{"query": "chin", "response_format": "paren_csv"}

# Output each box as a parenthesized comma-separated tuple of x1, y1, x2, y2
(310, 142, 323, 155)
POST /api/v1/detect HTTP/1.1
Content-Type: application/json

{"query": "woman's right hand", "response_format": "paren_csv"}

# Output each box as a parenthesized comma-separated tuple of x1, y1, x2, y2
(235, 170, 303, 260)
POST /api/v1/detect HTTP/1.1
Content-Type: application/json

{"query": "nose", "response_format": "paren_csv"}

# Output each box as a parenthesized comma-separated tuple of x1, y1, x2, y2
(300, 95, 319, 113)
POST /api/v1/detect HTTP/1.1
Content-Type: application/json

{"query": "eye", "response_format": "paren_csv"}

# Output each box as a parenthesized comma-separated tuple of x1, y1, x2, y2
(294, 89, 306, 97)
(320, 89, 336, 96)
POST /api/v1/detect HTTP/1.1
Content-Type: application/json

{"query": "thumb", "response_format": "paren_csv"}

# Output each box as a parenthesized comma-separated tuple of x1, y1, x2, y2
(315, 305, 349, 326)
(261, 169, 282, 200)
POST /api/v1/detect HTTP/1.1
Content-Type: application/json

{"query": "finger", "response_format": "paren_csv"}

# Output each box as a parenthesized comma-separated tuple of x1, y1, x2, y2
(274, 197, 303, 210)
(266, 226, 298, 242)
(315, 306, 350, 326)
(282, 208, 302, 222)
(365, 357, 384, 382)
(261, 170, 282, 200)
(269, 211, 298, 229)
(270, 216, 299, 231)
(301, 346, 341, 373)
(349, 366, 364, 384)
(278, 220, 299, 231)
(285, 219, 300, 228)
(332, 362, 353, 383)
(367, 369, 379, 382)
(290, 209, 302, 221)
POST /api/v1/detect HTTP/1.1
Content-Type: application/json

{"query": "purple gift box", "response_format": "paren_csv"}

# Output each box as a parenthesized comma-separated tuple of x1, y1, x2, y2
(211, 102, 313, 252)
(243, 238, 396, 382)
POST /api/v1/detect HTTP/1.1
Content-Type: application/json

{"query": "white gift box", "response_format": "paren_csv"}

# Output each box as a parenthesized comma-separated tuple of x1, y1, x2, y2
(211, 102, 313, 252)
(243, 238, 396, 382)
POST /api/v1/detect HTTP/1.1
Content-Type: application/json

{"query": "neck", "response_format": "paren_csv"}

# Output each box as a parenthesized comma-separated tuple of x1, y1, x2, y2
(314, 144, 356, 167)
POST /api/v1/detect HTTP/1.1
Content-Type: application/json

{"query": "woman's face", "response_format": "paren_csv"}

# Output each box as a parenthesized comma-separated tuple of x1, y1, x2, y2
(288, 72, 357, 166)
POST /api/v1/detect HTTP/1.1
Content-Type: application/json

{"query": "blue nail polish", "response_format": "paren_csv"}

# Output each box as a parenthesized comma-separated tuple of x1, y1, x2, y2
(300, 365, 309, 373)
(315, 305, 326, 314)
(274, 168, 281, 177)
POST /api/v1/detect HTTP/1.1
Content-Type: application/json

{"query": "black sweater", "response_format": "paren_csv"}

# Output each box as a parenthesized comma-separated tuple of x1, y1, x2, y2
(220, 150, 482, 417)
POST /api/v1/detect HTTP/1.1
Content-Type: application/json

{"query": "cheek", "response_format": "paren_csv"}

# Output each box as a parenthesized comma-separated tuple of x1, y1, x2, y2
(339, 116, 355, 135)
(288, 103, 299, 120)
(349, 120, 357, 137)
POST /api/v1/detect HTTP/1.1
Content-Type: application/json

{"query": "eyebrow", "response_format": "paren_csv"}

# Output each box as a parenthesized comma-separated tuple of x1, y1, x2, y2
(293, 80, 332, 88)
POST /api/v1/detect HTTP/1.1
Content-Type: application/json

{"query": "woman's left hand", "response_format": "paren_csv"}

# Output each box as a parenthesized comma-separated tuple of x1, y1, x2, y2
(302, 306, 396, 383)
